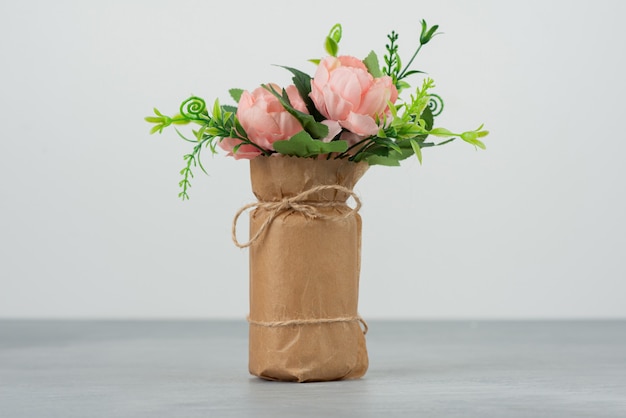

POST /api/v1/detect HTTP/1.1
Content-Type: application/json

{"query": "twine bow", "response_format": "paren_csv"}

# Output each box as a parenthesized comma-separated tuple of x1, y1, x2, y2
(232, 184, 362, 248)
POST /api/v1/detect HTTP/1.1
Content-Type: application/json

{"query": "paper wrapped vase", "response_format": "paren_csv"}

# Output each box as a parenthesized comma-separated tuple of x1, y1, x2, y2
(243, 156, 369, 382)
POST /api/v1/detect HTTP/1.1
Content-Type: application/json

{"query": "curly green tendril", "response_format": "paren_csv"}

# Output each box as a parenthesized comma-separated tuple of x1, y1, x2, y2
(180, 96, 206, 120)
(428, 94, 444, 117)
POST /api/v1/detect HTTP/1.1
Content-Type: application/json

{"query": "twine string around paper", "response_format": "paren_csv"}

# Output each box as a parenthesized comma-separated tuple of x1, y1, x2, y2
(247, 315, 369, 335)
(231, 184, 362, 248)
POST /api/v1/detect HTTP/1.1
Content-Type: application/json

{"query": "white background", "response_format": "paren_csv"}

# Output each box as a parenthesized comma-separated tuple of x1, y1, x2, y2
(1, 0, 625, 319)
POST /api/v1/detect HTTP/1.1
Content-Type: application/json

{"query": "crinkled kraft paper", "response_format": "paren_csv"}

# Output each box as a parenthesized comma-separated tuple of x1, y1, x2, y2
(248, 156, 369, 382)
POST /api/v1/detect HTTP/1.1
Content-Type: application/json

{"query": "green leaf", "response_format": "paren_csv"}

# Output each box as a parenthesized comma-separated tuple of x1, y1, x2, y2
(174, 128, 197, 143)
(461, 131, 478, 142)
(204, 127, 221, 136)
(462, 136, 487, 150)
(273, 131, 348, 157)
(420, 20, 428, 40)
(325, 37, 338, 56)
(328, 23, 342, 43)
(420, 20, 439, 45)
(426, 25, 439, 43)
(363, 154, 401, 166)
(409, 138, 423, 164)
(420, 105, 434, 131)
(277, 65, 324, 120)
(308, 58, 321, 65)
(222, 105, 237, 114)
(363, 51, 383, 78)
(429, 127, 454, 137)
(434, 138, 456, 147)
(234, 118, 247, 138)
(402, 70, 424, 77)
(279, 66, 312, 97)
(372, 137, 402, 153)
(229, 88, 243, 103)
(212, 99, 221, 119)
(396, 80, 411, 91)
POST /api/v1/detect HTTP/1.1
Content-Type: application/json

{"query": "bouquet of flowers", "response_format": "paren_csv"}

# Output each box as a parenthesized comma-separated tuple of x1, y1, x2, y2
(146, 21, 487, 382)
(146, 21, 487, 200)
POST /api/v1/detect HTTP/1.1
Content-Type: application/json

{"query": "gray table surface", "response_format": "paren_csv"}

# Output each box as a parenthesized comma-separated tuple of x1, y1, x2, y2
(1, 320, 625, 417)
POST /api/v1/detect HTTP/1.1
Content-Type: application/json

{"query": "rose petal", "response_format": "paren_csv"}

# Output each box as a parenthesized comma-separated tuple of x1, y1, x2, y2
(218, 137, 262, 160)
(320, 120, 342, 143)
(340, 112, 380, 136)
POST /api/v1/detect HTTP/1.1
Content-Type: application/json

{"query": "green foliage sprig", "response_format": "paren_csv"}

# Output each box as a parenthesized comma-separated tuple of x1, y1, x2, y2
(383, 20, 439, 93)
(145, 95, 268, 200)
(309, 23, 343, 65)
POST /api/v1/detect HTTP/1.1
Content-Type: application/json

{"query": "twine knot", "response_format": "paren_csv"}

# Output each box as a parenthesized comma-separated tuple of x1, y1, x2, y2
(232, 184, 362, 248)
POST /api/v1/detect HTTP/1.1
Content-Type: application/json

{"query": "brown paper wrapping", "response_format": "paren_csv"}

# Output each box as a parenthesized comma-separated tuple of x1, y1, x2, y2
(247, 155, 369, 382)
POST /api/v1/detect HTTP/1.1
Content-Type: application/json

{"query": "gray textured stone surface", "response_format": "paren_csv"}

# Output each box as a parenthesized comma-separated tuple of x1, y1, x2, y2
(1, 320, 625, 417)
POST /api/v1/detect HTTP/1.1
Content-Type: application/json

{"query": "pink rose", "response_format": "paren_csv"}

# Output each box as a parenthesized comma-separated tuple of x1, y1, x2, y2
(238, 84, 307, 151)
(310, 56, 398, 137)
(219, 84, 307, 158)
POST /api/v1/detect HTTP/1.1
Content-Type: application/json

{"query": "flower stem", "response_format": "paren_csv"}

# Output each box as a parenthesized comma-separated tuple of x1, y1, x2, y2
(398, 44, 423, 80)
(335, 137, 371, 159)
